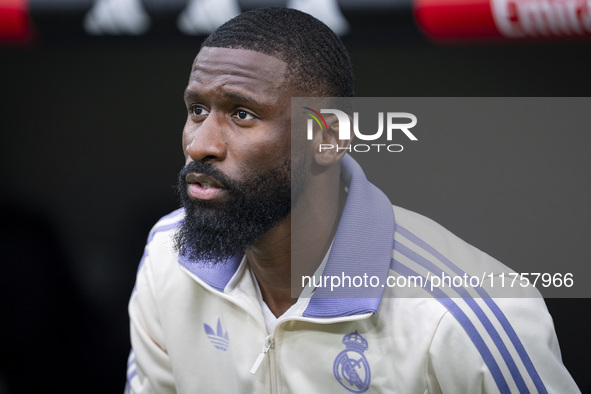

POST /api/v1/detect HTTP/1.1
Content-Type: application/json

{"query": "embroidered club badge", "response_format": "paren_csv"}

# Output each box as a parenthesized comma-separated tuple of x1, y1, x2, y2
(333, 330, 371, 393)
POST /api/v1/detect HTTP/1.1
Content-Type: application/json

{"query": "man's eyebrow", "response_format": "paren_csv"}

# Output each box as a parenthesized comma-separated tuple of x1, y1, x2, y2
(223, 91, 264, 107)
(183, 89, 265, 107)
(183, 90, 200, 101)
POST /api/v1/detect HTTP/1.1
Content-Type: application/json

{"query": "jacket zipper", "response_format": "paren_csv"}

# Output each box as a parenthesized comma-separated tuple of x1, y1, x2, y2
(269, 336, 277, 394)
(250, 335, 274, 375)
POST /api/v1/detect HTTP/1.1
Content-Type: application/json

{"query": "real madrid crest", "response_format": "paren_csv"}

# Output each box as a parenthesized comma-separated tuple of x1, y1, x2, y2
(333, 330, 371, 393)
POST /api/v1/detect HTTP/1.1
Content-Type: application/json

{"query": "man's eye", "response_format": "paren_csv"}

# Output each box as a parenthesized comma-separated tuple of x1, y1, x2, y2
(191, 105, 208, 116)
(236, 110, 255, 120)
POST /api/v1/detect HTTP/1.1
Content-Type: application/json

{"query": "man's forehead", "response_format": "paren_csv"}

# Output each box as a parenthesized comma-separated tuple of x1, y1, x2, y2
(186, 46, 296, 105)
(191, 46, 288, 80)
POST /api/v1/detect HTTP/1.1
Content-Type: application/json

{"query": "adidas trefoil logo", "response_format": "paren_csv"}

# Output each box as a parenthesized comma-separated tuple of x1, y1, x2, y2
(204, 318, 229, 351)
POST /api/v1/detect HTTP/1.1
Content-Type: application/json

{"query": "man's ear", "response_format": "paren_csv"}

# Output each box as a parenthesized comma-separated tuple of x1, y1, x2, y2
(314, 114, 353, 166)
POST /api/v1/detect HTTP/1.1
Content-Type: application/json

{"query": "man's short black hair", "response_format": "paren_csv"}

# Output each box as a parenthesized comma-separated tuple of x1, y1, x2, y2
(202, 7, 354, 97)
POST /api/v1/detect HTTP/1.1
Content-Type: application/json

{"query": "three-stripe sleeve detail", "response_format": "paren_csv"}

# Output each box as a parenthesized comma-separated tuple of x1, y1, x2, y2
(391, 224, 547, 394)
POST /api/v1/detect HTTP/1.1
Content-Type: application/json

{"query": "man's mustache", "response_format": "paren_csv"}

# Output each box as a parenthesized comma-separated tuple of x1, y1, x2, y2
(178, 161, 239, 195)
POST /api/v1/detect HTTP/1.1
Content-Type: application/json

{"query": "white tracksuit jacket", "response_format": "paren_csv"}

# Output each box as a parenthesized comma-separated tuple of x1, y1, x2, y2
(127, 155, 579, 393)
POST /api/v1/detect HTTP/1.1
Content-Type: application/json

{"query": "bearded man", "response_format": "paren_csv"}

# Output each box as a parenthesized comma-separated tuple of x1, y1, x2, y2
(126, 7, 578, 393)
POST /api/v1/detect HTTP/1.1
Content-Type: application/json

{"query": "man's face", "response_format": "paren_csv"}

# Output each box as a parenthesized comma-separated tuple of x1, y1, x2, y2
(175, 47, 304, 263)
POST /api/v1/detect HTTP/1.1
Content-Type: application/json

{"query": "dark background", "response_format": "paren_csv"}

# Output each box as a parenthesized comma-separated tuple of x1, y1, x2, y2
(1, 15, 591, 394)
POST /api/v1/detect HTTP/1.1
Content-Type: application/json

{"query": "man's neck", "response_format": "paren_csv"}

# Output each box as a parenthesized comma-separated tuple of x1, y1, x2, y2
(245, 221, 293, 317)
(247, 174, 347, 318)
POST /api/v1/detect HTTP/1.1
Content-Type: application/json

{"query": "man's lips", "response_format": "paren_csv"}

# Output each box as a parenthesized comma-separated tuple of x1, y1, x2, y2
(185, 173, 227, 200)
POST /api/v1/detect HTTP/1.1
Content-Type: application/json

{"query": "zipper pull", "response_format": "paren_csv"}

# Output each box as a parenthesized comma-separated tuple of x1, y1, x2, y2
(250, 335, 274, 375)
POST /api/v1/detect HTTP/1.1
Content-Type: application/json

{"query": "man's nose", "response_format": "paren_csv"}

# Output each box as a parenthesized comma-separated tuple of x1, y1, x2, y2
(184, 114, 227, 163)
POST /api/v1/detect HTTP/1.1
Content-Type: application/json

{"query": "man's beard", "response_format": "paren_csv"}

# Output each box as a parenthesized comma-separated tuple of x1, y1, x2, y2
(174, 157, 304, 264)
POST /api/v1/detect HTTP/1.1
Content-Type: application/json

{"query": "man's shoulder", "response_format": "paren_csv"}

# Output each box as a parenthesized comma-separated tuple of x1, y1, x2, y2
(392, 204, 476, 250)
(145, 208, 185, 245)
(390, 204, 541, 299)
(138, 209, 185, 275)
(392, 204, 508, 275)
